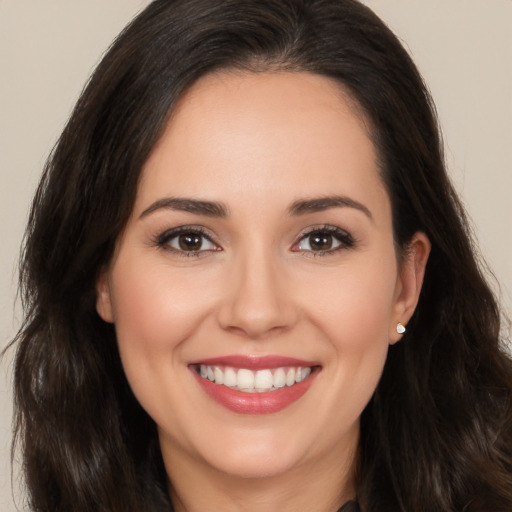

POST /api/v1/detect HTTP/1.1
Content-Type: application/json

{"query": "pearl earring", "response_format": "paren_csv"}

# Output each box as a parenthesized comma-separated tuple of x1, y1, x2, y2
(396, 322, 406, 334)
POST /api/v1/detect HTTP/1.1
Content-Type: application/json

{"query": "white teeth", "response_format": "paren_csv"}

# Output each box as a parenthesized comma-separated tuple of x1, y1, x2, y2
(198, 364, 314, 392)
(254, 369, 273, 390)
(295, 367, 312, 383)
(273, 368, 286, 388)
(237, 369, 255, 391)
(285, 368, 296, 387)
(214, 367, 224, 385)
(224, 367, 237, 387)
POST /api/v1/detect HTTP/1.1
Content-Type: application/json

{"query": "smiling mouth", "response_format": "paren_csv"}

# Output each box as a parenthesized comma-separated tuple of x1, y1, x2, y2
(189, 355, 320, 414)
(194, 364, 314, 393)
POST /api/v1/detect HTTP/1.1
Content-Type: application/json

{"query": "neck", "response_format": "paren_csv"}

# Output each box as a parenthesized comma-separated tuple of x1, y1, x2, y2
(161, 432, 358, 512)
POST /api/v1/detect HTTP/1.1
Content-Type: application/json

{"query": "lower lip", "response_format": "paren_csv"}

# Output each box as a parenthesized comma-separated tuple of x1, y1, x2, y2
(192, 369, 318, 415)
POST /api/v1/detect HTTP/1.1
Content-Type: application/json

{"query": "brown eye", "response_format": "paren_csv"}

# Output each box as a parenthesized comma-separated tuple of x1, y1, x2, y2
(178, 233, 203, 251)
(159, 229, 218, 253)
(295, 227, 354, 254)
(308, 233, 334, 251)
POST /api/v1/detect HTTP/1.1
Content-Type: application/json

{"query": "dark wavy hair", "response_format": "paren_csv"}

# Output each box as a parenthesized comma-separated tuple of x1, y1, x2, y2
(9, 0, 512, 511)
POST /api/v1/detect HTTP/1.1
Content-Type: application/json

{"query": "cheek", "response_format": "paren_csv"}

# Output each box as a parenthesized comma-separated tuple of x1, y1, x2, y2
(107, 255, 226, 437)
(302, 251, 397, 414)
(306, 252, 398, 347)
(108, 256, 218, 378)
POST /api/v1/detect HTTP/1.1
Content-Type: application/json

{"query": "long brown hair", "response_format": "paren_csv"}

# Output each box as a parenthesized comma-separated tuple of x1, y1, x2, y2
(10, 1, 512, 510)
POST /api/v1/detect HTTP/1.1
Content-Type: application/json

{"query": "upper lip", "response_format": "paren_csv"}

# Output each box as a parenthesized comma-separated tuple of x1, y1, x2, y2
(188, 355, 319, 370)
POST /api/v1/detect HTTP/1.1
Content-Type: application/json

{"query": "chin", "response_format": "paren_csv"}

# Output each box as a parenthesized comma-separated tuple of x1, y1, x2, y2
(192, 424, 312, 479)
(207, 448, 301, 480)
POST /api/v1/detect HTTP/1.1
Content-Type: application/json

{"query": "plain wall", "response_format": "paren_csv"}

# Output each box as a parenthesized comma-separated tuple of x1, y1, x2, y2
(1, 1, 510, 510)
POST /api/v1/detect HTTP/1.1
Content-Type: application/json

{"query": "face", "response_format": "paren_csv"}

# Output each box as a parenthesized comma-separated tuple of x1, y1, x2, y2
(97, 72, 428, 484)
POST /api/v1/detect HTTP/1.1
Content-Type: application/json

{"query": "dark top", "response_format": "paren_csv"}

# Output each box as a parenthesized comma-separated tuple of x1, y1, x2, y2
(338, 500, 360, 512)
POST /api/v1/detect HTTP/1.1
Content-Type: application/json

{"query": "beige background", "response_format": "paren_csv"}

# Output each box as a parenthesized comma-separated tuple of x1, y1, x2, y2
(1, 1, 510, 510)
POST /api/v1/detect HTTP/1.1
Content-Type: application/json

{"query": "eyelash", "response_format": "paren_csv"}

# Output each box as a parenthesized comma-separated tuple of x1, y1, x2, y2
(154, 226, 219, 258)
(293, 225, 355, 257)
(153, 224, 355, 257)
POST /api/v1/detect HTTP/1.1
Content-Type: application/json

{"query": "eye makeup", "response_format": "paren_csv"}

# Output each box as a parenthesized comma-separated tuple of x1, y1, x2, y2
(150, 222, 356, 259)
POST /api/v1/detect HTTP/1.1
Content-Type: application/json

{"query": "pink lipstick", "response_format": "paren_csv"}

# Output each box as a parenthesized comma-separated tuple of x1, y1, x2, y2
(189, 355, 320, 414)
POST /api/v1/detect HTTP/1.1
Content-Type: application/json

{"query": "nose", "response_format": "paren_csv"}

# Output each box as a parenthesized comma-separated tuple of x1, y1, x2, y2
(216, 248, 298, 339)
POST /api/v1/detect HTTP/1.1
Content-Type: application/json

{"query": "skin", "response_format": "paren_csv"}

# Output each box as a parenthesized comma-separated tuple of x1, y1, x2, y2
(96, 71, 430, 512)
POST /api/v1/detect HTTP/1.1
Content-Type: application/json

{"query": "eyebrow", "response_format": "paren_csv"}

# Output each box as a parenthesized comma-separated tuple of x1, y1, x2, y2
(288, 195, 373, 221)
(139, 194, 373, 221)
(139, 197, 228, 218)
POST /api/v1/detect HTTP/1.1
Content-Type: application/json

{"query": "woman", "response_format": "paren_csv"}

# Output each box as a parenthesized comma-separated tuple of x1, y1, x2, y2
(11, 0, 512, 511)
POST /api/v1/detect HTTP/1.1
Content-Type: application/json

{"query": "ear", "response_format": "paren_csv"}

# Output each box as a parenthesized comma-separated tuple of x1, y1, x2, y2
(389, 232, 431, 344)
(95, 267, 115, 323)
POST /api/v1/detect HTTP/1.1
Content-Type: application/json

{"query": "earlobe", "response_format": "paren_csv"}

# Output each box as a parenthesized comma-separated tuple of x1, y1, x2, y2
(95, 268, 115, 323)
(389, 232, 431, 344)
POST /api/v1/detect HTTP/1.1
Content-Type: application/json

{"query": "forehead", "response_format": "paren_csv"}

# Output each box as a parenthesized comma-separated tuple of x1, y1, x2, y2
(136, 71, 388, 220)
